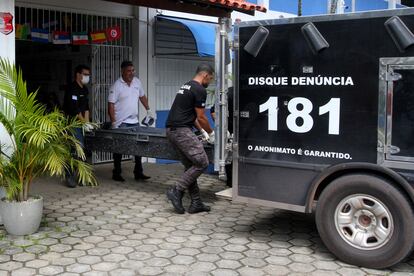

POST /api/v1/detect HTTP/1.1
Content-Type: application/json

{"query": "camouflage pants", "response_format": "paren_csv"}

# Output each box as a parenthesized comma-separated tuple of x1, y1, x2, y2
(166, 127, 209, 191)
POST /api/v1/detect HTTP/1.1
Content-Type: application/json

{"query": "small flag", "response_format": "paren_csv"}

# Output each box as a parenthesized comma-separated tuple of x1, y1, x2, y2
(15, 24, 29, 40)
(42, 20, 58, 29)
(106, 26, 121, 41)
(90, 31, 106, 43)
(72, 32, 89, 45)
(31, 28, 50, 43)
(52, 30, 71, 44)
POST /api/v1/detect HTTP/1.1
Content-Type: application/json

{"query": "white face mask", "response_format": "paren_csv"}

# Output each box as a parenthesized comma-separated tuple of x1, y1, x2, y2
(81, 75, 90, 85)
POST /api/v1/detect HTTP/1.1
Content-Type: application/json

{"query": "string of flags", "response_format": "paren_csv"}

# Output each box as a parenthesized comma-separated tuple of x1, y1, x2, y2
(15, 24, 122, 44)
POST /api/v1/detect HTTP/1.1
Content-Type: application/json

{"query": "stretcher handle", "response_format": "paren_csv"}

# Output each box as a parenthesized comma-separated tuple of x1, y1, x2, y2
(136, 134, 150, 142)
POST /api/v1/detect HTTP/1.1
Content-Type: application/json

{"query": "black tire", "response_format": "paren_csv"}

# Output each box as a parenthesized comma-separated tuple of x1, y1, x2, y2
(315, 173, 414, 269)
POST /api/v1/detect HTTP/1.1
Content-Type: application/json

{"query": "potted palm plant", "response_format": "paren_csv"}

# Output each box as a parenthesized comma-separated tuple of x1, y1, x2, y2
(0, 58, 97, 235)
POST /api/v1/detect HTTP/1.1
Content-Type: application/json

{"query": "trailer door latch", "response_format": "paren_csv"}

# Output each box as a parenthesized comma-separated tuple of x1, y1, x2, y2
(386, 72, 402, 82)
(378, 144, 400, 154)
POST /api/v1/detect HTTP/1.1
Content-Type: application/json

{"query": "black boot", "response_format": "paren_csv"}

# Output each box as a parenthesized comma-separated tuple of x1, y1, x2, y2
(188, 185, 210, 214)
(166, 186, 185, 214)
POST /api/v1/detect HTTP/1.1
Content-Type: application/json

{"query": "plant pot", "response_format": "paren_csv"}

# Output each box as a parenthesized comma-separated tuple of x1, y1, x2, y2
(0, 196, 43, 235)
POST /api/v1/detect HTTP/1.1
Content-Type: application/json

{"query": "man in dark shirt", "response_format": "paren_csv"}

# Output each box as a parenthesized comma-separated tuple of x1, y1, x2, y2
(166, 64, 215, 214)
(63, 64, 91, 188)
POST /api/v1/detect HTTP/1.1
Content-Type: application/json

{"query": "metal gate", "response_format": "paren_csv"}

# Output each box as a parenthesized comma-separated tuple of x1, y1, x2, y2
(91, 45, 132, 163)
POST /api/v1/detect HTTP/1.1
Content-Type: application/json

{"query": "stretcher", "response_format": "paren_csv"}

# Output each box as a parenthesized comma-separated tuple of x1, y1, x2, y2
(84, 126, 214, 161)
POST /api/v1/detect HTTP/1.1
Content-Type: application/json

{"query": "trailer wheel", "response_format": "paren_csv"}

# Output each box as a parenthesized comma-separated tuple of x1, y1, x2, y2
(315, 174, 414, 269)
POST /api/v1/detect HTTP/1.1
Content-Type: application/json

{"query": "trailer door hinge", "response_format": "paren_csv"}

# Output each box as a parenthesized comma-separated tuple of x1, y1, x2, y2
(386, 72, 402, 82)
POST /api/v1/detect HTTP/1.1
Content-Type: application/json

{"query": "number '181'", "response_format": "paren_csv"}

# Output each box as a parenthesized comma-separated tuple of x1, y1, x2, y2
(259, 97, 340, 135)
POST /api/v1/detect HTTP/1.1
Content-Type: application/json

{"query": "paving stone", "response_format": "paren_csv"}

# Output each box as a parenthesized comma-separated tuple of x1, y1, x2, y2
(190, 261, 217, 272)
(0, 255, 10, 262)
(25, 244, 48, 254)
(145, 257, 171, 267)
(0, 261, 22, 272)
(39, 252, 62, 262)
(216, 259, 242, 269)
(266, 255, 292, 265)
(66, 263, 92, 273)
(153, 249, 176, 258)
(12, 252, 35, 262)
(310, 271, 340, 276)
(223, 244, 247, 252)
(138, 266, 164, 275)
(288, 263, 316, 273)
(239, 267, 265, 276)
(195, 253, 221, 262)
(337, 267, 367, 276)
(314, 260, 341, 270)
(77, 255, 102, 265)
(39, 265, 64, 275)
(109, 269, 136, 276)
(87, 248, 111, 256)
(120, 260, 145, 270)
(289, 253, 315, 263)
(2, 247, 23, 255)
(49, 244, 72, 253)
(211, 269, 239, 276)
(171, 255, 195, 265)
(91, 262, 119, 271)
(163, 264, 189, 274)
(25, 259, 49, 268)
(177, 248, 200, 256)
(11, 267, 36, 276)
(38, 238, 59, 246)
(362, 268, 391, 275)
(12, 239, 34, 247)
(244, 249, 269, 259)
(83, 271, 109, 276)
(128, 251, 152, 261)
(264, 264, 291, 275)
(51, 257, 76, 266)
(102, 253, 128, 262)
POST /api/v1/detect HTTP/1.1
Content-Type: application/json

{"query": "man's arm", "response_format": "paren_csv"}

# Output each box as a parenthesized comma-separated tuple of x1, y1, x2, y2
(108, 102, 116, 126)
(83, 110, 90, 122)
(139, 95, 150, 111)
(194, 119, 202, 131)
(195, 107, 212, 133)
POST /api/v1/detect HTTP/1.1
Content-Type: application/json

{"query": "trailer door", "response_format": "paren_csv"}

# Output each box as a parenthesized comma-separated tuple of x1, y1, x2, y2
(379, 57, 414, 169)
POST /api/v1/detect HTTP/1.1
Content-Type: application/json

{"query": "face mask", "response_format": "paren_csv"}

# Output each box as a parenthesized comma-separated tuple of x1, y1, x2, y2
(202, 82, 209, 88)
(81, 75, 90, 85)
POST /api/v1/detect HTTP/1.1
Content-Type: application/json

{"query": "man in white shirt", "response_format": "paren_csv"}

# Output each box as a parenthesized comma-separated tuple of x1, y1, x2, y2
(108, 61, 153, 182)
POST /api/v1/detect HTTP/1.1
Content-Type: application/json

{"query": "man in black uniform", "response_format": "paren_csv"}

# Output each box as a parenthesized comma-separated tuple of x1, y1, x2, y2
(63, 64, 91, 188)
(166, 64, 215, 214)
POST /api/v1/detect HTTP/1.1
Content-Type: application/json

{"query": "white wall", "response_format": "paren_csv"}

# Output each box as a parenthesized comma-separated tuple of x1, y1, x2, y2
(0, 0, 15, 63)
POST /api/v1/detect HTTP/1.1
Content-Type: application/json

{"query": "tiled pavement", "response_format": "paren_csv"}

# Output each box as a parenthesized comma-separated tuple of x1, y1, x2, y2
(0, 162, 413, 276)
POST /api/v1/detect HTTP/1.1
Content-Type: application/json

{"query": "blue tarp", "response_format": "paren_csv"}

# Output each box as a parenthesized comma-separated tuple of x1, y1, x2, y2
(158, 16, 216, 57)
(269, 0, 406, 16)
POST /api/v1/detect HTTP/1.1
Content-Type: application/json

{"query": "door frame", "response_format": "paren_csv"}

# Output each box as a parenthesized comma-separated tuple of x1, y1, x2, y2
(378, 57, 414, 170)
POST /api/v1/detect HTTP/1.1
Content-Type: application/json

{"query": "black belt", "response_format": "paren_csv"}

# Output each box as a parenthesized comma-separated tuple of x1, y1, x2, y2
(168, 127, 189, 131)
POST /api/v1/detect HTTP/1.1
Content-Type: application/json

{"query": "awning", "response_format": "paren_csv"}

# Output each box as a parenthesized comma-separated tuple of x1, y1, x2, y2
(156, 16, 216, 57)
(105, 0, 266, 17)
(269, 0, 405, 16)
